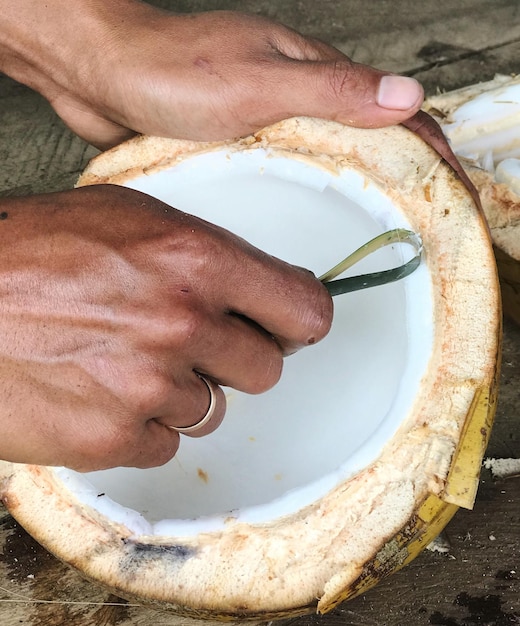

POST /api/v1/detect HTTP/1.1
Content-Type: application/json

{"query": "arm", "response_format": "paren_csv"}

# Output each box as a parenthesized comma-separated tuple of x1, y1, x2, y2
(0, 0, 424, 149)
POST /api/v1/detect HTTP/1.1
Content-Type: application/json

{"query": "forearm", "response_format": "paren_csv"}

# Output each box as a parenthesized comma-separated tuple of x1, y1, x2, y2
(0, 0, 146, 98)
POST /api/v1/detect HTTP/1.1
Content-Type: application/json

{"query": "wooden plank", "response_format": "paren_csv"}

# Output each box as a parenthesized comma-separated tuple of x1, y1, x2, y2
(0, 77, 98, 198)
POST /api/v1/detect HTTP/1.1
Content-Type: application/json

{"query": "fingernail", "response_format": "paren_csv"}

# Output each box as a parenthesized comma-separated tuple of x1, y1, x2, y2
(377, 76, 423, 110)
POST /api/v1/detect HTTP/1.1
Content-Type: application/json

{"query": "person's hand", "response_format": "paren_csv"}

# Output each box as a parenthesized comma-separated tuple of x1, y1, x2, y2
(1, 2, 424, 150)
(0, 185, 332, 471)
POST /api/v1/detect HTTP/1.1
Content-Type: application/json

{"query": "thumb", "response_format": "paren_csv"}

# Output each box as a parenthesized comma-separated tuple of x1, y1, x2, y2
(273, 58, 424, 129)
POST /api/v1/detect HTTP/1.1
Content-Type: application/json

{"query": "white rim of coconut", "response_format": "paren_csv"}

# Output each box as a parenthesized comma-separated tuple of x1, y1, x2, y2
(0, 117, 500, 619)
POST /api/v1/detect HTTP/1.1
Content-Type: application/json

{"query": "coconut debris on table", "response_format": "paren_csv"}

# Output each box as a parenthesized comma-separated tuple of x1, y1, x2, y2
(483, 457, 520, 480)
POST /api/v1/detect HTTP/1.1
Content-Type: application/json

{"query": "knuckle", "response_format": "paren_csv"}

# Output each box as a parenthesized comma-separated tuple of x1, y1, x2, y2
(303, 283, 334, 344)
(142, 302, 208, 352)
(133, 440, 179, 469)
(139, 300, 208, 349)
(291, 270, 334, 344)
(163, 302, 207, 349)
(66, 422, 130, 471)
(129, 374, 172, 415)
(324, 59, 360, 101)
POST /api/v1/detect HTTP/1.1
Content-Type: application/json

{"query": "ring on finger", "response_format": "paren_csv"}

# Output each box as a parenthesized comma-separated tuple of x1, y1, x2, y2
(169, 374, 218, 434)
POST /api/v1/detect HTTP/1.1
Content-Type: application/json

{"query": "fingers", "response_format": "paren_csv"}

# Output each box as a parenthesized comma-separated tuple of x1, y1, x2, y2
(136, 305, 298, 442)
(157, 210, 334, 355)
(154, 374, 227, 440)
(170, 375, 225, 438)
(67, 373, 226, 470)
(213, 247, 334, 355)
(255, 26, 424, 129)
(266, 57, 423, 129)
(60, 372, 227, 471)
(110, 267, 320, 456)
(191, 312, 285, 392)
(229, 270, 333, 355)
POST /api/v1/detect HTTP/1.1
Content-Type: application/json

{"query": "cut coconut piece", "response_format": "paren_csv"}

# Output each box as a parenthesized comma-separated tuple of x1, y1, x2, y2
(0, 118, 500, 621)
(495, 158, 520, 195)
(440, 82, 520, 168)
(425, 74, 520, 324)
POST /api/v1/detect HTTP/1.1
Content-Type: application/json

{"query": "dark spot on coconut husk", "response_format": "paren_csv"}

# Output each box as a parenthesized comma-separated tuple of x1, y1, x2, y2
(120, 539, 197, 575)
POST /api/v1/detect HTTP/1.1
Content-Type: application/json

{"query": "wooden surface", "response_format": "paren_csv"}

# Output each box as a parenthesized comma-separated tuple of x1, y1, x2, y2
(1, 1, 520, 624)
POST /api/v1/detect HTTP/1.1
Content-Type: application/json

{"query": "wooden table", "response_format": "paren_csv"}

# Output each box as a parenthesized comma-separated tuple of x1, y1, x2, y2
(1, 1, 519, 624)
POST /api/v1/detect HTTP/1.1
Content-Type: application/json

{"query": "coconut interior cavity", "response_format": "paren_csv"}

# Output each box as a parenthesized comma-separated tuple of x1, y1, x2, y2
(56, 148, 433, 537)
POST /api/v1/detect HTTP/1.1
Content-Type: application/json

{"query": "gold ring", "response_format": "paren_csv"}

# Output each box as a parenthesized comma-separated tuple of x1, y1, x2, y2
(169, 375, 218, 434)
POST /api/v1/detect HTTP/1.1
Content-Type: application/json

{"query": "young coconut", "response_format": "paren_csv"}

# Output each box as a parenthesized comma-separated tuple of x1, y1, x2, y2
(425, 74, 520, 325)
(0, 118, 500, 621)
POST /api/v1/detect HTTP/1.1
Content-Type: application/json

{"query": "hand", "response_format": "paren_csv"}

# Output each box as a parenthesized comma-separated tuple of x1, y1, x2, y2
(1, 2, 424, 149)
(0, 185, 332, 471)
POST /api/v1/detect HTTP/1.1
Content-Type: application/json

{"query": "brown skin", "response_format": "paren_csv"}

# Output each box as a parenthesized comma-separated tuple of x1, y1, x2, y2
(0, 186, 332, 471)
(0, 1, 427, 471)
(0, 2, 424, 150)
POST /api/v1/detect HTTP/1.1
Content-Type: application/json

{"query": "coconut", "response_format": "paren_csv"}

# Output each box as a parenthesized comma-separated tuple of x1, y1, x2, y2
(0, 118, 501, 621)
(425, 74, 520, 324)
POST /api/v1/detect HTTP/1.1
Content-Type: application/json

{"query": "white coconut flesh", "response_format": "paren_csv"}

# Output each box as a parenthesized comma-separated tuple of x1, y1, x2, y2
(435, 76, 520, 208)
(441, 81, 520, 171)
(56, 147, 433, 536)
(0, 120, 499, 616)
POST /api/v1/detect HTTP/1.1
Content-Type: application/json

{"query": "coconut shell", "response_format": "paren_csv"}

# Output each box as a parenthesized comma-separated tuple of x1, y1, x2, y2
(0, 118, 501, 621)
